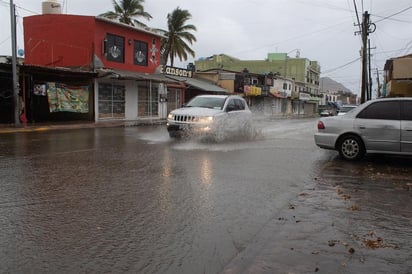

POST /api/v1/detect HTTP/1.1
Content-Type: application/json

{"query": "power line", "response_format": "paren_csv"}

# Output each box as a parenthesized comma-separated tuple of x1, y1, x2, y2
(322, 57, 361, 74)
(373, 5, 412, 24)
(234, 18, 354, 56)
(0, 0, 39, 16)
(0, 36, 10, 47)
(353, 0, 362, 33)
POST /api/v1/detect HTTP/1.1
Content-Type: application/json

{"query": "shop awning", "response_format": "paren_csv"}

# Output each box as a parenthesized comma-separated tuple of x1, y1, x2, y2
(166, 75, 229, 93)
(96, 69, 180, 84)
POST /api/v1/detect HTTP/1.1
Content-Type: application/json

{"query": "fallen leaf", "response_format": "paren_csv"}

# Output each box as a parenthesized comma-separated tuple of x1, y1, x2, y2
(362, 232, 397, 249)
(349, 204, 361, 211)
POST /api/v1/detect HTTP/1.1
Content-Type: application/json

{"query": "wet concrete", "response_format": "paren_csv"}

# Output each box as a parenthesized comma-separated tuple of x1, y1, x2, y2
(0, 118, 411, 273)
(223, 155, 412, 273)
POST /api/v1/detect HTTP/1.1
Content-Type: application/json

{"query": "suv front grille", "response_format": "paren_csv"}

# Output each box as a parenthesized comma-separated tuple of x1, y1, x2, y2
(173, 115, 198, 122)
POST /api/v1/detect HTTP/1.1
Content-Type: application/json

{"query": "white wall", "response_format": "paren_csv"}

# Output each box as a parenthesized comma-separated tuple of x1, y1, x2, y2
(125, 80, 138, 120)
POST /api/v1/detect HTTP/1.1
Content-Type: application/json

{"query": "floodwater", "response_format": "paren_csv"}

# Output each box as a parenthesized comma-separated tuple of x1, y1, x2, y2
(0, 118, 411, 273)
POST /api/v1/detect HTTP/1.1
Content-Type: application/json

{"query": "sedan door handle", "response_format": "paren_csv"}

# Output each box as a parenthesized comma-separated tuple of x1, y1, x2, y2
(359, 126, 366, 129)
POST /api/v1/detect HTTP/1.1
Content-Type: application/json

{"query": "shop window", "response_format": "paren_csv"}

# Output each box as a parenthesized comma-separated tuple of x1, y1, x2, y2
(106, 34, 124, 63)
(134, 40, 148, 66)
(98, 83, 125, 119)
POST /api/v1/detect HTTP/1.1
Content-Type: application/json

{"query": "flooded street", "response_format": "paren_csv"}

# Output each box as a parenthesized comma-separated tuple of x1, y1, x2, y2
(0, 118, 411, 273)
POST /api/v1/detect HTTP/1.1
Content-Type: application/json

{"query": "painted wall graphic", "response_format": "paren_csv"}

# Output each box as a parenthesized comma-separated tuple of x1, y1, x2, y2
(46, 82, 89, 113)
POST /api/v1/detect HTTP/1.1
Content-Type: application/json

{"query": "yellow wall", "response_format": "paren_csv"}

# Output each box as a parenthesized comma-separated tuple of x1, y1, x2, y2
(195, 73, 235, 93)
(393, 58, 412, 79)
(387, 80, 412, 97)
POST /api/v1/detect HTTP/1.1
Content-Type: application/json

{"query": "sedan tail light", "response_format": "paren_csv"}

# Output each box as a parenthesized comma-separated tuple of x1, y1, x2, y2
(317, 121, 325, 130)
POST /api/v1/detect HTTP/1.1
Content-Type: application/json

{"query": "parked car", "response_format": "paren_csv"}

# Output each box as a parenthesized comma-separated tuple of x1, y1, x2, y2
(337, 104, 357, 116)
(314, 97, 412, 160)
(320, 109, 332, 117)
(166, 94, 253, 141)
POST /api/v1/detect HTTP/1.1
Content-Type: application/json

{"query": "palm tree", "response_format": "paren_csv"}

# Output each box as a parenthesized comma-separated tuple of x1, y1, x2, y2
(99, 0, 152, 27)
(161, 7, 197, 67)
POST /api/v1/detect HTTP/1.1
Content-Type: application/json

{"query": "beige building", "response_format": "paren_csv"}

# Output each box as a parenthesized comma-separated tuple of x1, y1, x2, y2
(383, 54, 412, 97)
(195, 53, 321, 97)
(194, 53, 321, 117)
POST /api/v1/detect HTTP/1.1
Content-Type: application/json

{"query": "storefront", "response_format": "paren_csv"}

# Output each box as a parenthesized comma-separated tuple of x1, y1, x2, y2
(21, 66, 96, 123)
(0, 63, 14, 124)
(95, 70, 182, 122)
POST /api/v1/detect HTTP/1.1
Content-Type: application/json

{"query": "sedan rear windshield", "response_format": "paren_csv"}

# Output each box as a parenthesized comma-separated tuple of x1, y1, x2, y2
(340, 106, 356, 112)
(186, 97, 226, 110)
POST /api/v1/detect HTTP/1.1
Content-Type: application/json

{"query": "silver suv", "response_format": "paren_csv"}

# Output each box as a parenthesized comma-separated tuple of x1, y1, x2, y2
(167, 94, 253, 141)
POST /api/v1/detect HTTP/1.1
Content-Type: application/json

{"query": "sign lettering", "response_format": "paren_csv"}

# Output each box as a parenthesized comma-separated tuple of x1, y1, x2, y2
(161, 66, 193, 78)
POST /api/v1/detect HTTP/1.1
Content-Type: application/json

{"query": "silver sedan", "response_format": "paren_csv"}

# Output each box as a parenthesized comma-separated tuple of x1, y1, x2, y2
(314, 97, 412, 160)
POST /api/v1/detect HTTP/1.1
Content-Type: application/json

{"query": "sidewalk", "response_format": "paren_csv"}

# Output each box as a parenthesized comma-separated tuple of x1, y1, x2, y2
(222, 159, 412, 273)
(0, 119, 167, 134)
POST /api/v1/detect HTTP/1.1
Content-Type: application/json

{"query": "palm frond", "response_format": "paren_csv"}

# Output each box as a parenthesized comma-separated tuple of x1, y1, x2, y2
(162, 7, 197, 66)
(99, 0, 152, 27)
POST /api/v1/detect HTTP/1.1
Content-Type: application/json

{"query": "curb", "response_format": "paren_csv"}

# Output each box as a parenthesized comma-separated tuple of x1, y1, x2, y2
(0, 119, 167, 134)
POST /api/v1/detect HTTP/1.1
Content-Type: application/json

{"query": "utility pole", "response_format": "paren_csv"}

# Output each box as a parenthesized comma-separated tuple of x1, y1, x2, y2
(368, 39, 372, 101)
(359, 11, 375, 104)
(10, 0, 20, 126)
(376, 68, 381, 98)
(360, 12, 369, 104)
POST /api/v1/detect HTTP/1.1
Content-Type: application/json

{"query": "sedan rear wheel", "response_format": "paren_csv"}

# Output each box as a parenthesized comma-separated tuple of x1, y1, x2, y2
(338, 135, 365, 161)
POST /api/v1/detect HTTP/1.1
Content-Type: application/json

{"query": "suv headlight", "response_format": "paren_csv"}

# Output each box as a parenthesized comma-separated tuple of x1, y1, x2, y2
(198, 116, 214, 123)
(167, 113, 174, 120)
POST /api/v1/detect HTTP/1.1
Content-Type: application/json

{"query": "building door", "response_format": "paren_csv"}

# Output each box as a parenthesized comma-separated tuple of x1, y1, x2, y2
(158, 83, 168, 119)
(138, 81, 158, 118)
(167, 87, 182, 113)
(0, 76, 14, 124)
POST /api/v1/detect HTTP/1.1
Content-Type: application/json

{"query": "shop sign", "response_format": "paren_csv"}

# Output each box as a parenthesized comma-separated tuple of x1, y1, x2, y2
(45, 82, 89, 113)
(299, 92, 310, 101)
(161, 66, 193, 78)
(244, 85, 262, 96)
(269, 87, 287, 98)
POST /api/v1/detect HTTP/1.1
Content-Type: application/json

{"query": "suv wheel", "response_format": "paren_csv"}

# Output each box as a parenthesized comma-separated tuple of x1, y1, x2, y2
(337, 134, 365, 161)
(169, 131, 181, 138)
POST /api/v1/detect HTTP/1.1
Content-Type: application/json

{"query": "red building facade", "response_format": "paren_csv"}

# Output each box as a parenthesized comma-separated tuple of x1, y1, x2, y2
(23, 14, 183, 122)
(24, 14, 162, 73)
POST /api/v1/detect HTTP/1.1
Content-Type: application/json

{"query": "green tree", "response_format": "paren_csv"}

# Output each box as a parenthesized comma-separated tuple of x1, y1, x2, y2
(99, 0, 152, 27)
(161, 7, 197, 66)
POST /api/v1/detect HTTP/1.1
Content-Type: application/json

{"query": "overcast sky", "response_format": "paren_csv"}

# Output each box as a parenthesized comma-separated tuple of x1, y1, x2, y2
(1, 0, 412, 95)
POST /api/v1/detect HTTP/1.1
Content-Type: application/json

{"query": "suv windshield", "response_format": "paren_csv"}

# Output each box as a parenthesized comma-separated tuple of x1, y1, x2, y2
(186, 97, 226, 110)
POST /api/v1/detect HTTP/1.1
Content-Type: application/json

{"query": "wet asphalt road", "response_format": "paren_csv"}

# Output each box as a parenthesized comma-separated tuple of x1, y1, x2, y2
(0, 118, 411, 273)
